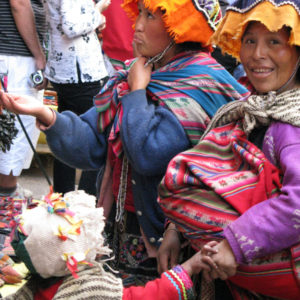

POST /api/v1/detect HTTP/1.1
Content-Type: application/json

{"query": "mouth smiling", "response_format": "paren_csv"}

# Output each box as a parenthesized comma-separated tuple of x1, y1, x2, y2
(250, 67, 273, 78)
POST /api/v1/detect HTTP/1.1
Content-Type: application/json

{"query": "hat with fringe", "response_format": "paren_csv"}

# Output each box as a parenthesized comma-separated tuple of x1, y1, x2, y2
(10, 190, 111, 279)
(210, 0, 300, 60)
(122, 0, 222, 46)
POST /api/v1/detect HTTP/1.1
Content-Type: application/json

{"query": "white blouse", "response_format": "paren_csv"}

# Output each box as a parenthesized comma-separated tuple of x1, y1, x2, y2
(43, 0, 108, 84)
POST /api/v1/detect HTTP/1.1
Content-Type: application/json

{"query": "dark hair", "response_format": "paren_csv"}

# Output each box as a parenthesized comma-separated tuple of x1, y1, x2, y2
(176, 42, 205, 53)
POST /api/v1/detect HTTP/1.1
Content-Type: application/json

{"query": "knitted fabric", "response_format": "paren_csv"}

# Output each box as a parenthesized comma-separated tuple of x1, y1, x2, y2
(11, 190, 112, 279)
(4, 266, 123, 300)
(210, 0, 300, 59)
(122, 0, 222, 46)
(202, 88, 300, 139)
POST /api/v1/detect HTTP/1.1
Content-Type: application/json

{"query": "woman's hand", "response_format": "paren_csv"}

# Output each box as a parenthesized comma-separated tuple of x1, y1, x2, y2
(0, 91, 54, 126)
(157, 223, 181, 274)
(181, 242, 219, 277)
(127, 57, 152, 91)
(35, 77, 48, 91)
(96, 0, 111, 13)
(97, 15, 106, 32)
(203, 239, 238, 281)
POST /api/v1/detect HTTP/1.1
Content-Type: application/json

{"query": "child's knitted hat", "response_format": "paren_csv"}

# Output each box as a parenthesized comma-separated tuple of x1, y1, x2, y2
(10, 190, 111, 279)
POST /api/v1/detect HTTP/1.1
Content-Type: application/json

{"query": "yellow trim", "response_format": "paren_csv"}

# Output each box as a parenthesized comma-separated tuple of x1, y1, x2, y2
(210, 2, 300, 59)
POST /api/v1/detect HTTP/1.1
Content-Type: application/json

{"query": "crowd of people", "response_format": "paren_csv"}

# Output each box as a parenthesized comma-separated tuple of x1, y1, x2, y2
(0, 0, 300, 299)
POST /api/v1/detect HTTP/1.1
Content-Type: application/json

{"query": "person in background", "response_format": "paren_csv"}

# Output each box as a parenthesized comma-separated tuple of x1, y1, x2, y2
(101, 0, 134, 62)
(0, 0, 47, 199)
(211, 0, 244, 79)
(0, 0, 249, 288)
(43, 0, 110, 196)
(158, 0, 300, 298)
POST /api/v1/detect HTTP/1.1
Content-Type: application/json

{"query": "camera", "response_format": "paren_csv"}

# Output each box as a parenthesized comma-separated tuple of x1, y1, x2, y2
(30, 70, 44, 86)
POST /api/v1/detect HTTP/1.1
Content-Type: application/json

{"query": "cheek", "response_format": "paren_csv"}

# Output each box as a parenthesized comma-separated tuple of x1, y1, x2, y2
(275, 50, 297, 75)
(145, 22, 171, 45)
(239, 47, 250, 67)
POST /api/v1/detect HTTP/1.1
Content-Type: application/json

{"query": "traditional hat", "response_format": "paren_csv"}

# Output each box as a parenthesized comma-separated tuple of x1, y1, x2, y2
(122, 0, 222, 46)
(10, 190, 111, 279)
(210, 0, 300, 59)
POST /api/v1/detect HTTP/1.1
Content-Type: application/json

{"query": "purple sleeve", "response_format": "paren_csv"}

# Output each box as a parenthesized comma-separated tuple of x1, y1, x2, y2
(224, 122, 300, 264)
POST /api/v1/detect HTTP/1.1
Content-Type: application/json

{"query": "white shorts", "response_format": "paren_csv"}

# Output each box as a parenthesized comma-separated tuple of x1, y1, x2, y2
(0, 55, 44, 176)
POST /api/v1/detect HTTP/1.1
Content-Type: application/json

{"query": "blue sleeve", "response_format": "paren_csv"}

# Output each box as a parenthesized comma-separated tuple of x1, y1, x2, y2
(44, 107, 107, 170)
(120, 89, 190, 176)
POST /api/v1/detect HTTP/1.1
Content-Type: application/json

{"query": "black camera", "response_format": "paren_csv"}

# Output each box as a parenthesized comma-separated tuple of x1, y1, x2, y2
(30, 70, 44, 86)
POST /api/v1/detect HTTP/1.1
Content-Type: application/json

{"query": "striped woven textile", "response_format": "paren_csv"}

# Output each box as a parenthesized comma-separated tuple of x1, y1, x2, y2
(94, 51, 249, 157)
(158, 121, 300, 299)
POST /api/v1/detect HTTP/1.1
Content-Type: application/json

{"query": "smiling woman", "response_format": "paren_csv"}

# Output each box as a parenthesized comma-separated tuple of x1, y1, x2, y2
(240, 23, 300, 94)
(158, 0, 300, 298)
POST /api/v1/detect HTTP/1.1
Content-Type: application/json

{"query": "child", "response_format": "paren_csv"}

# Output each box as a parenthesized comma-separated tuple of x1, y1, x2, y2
(5, 190, 217, 300)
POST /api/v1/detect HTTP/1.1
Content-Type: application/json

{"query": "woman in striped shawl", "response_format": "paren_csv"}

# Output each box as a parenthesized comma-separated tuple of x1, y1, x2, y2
(0, 0, 249, 288)
(158, 0, 300, 299)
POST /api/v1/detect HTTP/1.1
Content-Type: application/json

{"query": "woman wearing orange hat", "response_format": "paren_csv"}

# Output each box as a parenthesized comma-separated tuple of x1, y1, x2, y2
(158, 0, 300, 298)
(0, 0, 249, 287)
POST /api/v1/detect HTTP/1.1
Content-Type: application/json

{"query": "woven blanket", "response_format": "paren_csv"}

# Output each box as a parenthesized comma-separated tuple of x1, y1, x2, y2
(158, 121, 300, 299)
(94, 51, 249, 157)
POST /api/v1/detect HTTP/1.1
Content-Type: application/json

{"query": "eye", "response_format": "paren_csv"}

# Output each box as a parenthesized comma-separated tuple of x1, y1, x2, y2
(270, 39, 280, 45)
(147, 11, 154, 19)
(242, 38, 255, 45)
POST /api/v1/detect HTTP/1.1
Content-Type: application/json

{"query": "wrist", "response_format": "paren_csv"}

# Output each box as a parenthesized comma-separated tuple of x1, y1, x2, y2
(181, 261, 193, 277)
(34, 53, 46, 70)
(130, 86, 146, 92)
(36, 106, 55, 127)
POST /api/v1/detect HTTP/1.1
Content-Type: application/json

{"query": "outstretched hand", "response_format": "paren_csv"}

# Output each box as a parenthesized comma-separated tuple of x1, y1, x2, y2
(0, 91, 54, 126)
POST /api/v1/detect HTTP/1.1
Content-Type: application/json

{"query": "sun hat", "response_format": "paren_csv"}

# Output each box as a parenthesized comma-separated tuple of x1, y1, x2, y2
(122, 0, 222, 46)
(210, 0, 300, 59)
(10, 190, 111, 279)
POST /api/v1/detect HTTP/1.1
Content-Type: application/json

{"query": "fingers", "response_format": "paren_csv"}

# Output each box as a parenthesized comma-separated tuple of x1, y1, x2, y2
(206, 241, 219, 248)
(202, 243, 218, 256)
(0, 91, 11, 109)
(201, 255, 218, 271)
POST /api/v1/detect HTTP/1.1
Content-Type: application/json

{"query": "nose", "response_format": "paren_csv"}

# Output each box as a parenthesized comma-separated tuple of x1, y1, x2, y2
(252, 41, 267, 60)
(135, 15, 144, 32)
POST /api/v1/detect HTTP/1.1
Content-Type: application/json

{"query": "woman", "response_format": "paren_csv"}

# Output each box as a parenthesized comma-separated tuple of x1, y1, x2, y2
(0, 0, 249, 287)
(158, 0, 300, 298)
(43, 0, 109, 196)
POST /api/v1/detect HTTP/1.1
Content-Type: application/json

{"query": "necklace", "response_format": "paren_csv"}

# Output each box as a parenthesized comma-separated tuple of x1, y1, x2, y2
(144, 41, 175, 67)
